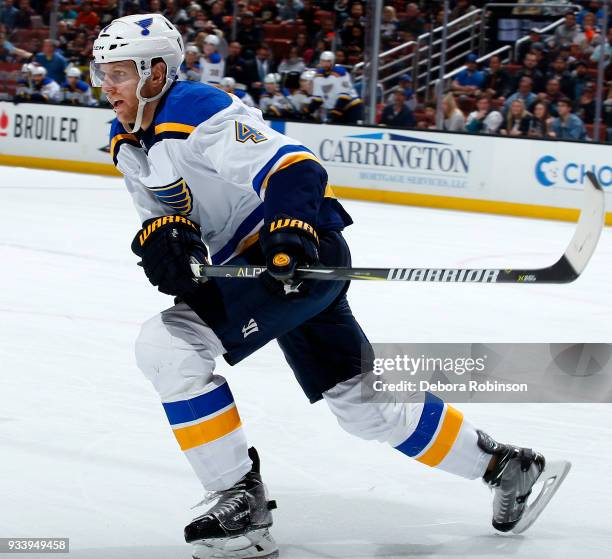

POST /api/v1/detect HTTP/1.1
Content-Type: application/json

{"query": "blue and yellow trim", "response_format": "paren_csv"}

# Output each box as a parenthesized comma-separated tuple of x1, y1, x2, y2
(163, 383, 242, 452)
(110, 132, 139, 165)
(395, 392, 464, 467)
(154, 122, 196, 142)
(211, 204, 264, 264)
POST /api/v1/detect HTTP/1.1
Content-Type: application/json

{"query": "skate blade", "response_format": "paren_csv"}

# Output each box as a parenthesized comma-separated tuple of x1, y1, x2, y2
(511, 459, 571, 534)
(191, 528, 279, 559)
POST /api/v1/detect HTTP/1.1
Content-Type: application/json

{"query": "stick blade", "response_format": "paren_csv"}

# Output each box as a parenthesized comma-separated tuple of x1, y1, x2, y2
(562, 171, 605, 276)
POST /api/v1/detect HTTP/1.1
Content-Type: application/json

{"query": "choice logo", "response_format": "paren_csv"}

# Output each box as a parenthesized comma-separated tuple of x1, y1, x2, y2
(534, 155, 559, 186)
(535, 154, 611, 188)
(0, 111, 9, 138)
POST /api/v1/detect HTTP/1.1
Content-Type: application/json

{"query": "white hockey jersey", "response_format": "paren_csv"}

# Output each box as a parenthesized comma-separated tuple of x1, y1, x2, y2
(200, 53, 225, 85)
(312, 66, 357, 110)
(110, 81, 346, 265)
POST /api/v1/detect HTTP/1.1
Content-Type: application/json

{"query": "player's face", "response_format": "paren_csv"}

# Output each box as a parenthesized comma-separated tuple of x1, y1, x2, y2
(300, 79, 312, 94)
(265, 83, 276, 93)
(98, 61, 140, 123)
(320, 59, 332, 71)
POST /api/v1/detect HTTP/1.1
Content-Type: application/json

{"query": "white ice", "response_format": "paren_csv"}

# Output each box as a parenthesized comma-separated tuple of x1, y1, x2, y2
(1, 166, 611, 559)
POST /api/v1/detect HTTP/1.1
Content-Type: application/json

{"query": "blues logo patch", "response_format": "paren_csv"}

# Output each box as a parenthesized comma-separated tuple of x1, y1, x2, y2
(136, 18, 153, 36)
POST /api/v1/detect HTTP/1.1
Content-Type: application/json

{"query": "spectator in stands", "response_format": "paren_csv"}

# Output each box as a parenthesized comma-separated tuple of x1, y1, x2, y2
(483, 55, 513, 102)
(551, 97, 587, 140)
(441, 93, 466, 131)
(530, 43, 550, 74)
(527, 101, 554, 138)
(163, 0, 188, 23)
(577, 0, 606, 27)
(75, 1, 100, 30)
(59, 66, 97, 106)
(514, 51, 545, 92)
(30, 65, 61, 103)
(465, 96, 503, 134)
(99, 1, 120, 27)
(504, 76, 537, 113)
(499, 98, 531, 137)
(571, 61, 590, 99)
(399, 3, 425, 36)
(58, 0, 78, 22)
(517, 28, 543, 64)
(14, 0, 33, 28)
(551, 12, 579, 49)
(220, 76, 256, 107)
(236, 11, 262, 57)
(451, 53, 485, 96)
(537, 78, 563, 116)
(0, 0, 19, 28)
(35, 39, 67, 85)
(278, 45, 306, 74)
(226, 41, 247, 84)
(0, 27, 32, 61)
(575, 82, 596, 125)
(295, 32, 314, 64)
(298, 0, 319, 40)
(380, 87, 416, 128)
(449, 0, 478, 27)
(590, 27, 612, 68)
(244, 44, 276, 98)
(545, 56, 575, 98)
(381, 5, 399, 47)
(279, 0, 301, 22)
(573, 11, 601, 57)
(179, 44, 203, 82)
(417, 101, 437, 129)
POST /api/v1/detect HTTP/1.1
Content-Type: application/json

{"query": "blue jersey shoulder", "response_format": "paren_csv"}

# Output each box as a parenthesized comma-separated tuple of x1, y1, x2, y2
(206, 53, 222, 64)
(155, 80, 233, 129)
(333, 65, 347, 76)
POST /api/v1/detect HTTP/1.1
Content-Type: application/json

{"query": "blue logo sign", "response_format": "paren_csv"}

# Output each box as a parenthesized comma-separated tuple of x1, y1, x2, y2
(535, 155, 611, 188)
(136, 18, 153, 36)
(535, 155, 558, 187)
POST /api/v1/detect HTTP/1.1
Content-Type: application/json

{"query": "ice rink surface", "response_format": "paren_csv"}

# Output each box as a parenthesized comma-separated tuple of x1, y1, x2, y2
(1, 166, 611, 559)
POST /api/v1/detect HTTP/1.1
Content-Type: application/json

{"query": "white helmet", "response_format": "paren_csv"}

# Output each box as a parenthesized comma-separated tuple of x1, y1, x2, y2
(66, 67, 82, 79)
(220, 76, 235, 89)
(320, 51, 335, 65)
(21, 63, 34, 74)
(263, 73, 278, 85)
(300, 69, 316, 81)
(90, 13, 184, 132)
(204, 34, 220, 46)
(31, 66, 47, 77)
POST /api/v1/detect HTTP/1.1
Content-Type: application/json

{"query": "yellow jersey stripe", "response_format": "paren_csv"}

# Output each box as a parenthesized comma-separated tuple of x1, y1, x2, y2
(324, 184, 336, 198)
(172, 405, 241, 451)
(154, 122, 197, 135)
(416, 405, 464, 467)
(261, 152, 320, 196)
(110, 133, 138, 157)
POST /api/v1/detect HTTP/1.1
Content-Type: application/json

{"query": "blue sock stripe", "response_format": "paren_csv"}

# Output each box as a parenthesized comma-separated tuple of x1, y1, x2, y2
(394, 392, 445, 457)
(162, 383, 235, 426)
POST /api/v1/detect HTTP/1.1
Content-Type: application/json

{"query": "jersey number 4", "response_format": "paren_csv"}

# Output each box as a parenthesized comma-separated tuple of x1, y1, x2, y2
(235, 122, 268, 143)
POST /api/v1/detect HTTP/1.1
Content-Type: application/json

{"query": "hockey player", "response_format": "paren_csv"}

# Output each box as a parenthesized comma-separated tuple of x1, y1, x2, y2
(60, 67, 97, 106)
(288, 69, 320, 121)
(14, 63, 34, 101)
(310, 51, 363, 123)
(179, 45, 203, 82)
(29, 66, 61, 103)
(200, 34, 225, 86)
(92, 14, 570, 559)
(220, 76, 256, 108)
(258, 73, 295, 118)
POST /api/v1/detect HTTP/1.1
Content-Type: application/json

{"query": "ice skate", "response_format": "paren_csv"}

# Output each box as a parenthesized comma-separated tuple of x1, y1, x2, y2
(478, 430, 571, 534)
(184, 447, 278, 559)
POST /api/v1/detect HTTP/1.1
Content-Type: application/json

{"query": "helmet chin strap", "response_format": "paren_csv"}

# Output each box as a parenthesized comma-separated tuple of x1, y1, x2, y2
(124, 75, 175, 134)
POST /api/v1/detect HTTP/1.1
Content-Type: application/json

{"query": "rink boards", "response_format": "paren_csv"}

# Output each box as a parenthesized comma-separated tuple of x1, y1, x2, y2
(0, 101, 610, 224)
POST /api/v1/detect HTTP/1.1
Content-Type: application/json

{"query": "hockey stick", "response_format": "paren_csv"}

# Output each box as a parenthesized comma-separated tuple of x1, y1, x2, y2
(191, 172, 605, 284)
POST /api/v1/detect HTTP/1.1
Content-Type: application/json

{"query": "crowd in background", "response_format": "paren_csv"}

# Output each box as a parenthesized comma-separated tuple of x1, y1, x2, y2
(1, 0, 610, 139)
